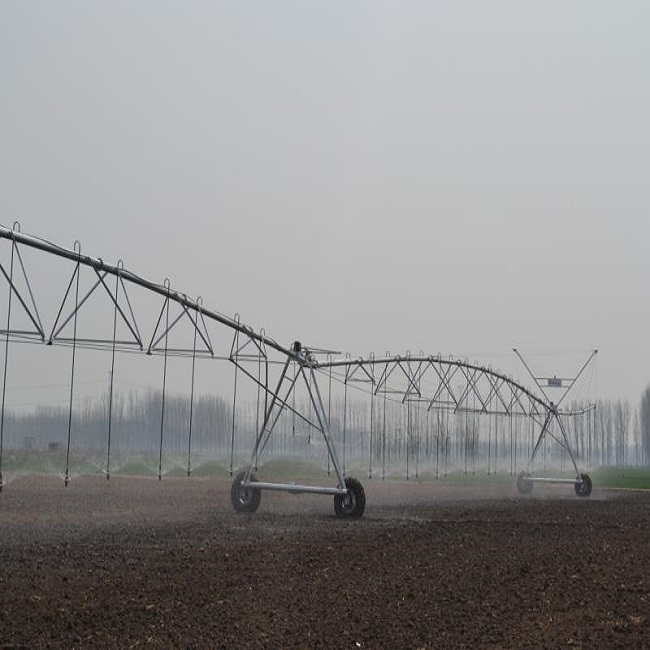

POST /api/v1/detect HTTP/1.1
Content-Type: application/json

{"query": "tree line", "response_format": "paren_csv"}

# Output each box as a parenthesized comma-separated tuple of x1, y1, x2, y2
(3, 389, 233, 454)
(3, 388, 650, 471)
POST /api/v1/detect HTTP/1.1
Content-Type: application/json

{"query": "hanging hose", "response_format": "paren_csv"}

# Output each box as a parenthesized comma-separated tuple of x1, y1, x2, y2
(442, 411, 449, 478)
(64, 243, 82, 487)
(327, 354, 333, 477)
(342, 368, 348, 476)
(228, 315, 240, 478)
(368, 358, 374, 480)
(158, 279, 171, 482)
(488, 404, 492, 475)
(254, 328, 267, 471)
(435, 411, 440, 480)
(307, 370, 313, 445)
(510, 413, 514, 476)
(186, 301, 198, 477)
(405, 400, 410, 481)
(382, 356, 388, 481)
(252, 342, 262, 470)
(414, 400, 420, 479)
(105, 266, 120, 481)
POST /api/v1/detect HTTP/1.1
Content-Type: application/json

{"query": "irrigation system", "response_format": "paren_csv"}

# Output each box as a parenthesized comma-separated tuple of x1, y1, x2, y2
(0, 223, 597, 516)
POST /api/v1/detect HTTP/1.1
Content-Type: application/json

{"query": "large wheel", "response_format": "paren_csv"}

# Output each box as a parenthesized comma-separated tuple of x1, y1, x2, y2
(334, 477, 366, 518)
(574, 472, 593, 497)
(231, 470, 261, 513)
(516, 470, 533, 495)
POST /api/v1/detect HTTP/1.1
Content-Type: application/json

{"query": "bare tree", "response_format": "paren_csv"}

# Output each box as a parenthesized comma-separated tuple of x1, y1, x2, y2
(613, 399, 631, 466)
(640, 384, 650, 466)
(595, 400, 613, 466)
(633, 409, 641, 466)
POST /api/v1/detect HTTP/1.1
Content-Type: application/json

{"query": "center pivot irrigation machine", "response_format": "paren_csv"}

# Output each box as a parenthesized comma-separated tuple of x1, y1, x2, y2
(0, 224, 597, 517)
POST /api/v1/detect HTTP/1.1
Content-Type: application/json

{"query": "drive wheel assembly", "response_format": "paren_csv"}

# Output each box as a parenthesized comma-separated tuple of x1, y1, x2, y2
(231, 470, 262, 513)
(574, 472, 593, 497)
(334, 477, 366, 518)
(516, 470, 533, 495)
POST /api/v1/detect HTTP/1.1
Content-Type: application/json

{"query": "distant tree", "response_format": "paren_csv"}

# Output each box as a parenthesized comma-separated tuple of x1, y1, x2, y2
(633, 409, 641, 466)
(613, 399, 631, 466)
(595, 400, 613, 465)
(640, 385, 650, 466)
(566, 400, 588, 462)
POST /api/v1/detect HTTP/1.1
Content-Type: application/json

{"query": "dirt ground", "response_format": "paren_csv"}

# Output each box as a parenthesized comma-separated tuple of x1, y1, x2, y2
(0, 473, 649, 649)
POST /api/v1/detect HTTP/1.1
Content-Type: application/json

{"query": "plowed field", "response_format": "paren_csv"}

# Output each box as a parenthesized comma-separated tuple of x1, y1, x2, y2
(1, 475, 648, 648)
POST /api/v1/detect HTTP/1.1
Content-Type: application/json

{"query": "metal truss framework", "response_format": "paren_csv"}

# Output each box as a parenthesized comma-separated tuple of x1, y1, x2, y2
(0, 224, 596, 514)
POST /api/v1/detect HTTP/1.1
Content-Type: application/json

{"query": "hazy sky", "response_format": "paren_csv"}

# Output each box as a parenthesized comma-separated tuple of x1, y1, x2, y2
(1, 2, 649, 405)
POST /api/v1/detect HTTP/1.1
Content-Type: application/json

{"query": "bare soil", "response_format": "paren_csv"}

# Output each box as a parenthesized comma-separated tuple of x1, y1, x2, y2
(0, 474, 649, 649)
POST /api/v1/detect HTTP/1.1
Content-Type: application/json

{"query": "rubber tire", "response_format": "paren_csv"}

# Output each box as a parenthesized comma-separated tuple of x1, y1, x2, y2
(231, 470, 261, 513)
(516, 470, 533, 495)
(574, 472, 593, 498)
(334, 477, 366, 518)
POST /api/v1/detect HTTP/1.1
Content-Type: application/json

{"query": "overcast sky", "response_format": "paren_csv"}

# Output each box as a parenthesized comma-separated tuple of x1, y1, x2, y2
(1, 2, 648, 405)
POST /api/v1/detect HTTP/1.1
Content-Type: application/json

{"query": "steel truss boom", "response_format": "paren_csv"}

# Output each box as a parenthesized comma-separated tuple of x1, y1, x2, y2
(0, 225, 596, 511)
(0, 225, 289, 356)
(316, 354, 549, 416)
(232, 343, 596, 512)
